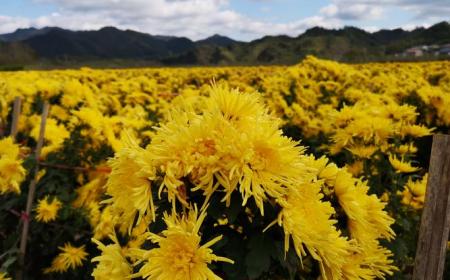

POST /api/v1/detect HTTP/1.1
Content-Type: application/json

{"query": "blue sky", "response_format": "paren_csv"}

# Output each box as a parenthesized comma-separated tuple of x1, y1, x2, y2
(0, 0, 448, 40)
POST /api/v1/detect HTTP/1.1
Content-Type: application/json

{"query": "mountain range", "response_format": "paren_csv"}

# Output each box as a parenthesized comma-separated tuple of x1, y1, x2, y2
(0, 21, 449, 67)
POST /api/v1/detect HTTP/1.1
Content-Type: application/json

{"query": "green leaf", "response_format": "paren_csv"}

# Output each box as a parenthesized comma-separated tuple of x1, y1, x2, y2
(207, 193, 226, 220)
(223, 232, 247, 280)
(225, 192, 242, 223)
(1, 255, 16, 270)
(245, 234, 273, 279)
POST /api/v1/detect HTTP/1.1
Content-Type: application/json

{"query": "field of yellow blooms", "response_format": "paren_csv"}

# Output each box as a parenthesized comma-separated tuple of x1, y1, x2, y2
(0, 56, 449, 280)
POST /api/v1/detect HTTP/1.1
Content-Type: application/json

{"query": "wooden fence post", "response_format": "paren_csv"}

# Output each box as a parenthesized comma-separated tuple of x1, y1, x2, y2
(16, 102, 49, 280)
(413, 134, 450, 280)
(10, 97, 22, 139)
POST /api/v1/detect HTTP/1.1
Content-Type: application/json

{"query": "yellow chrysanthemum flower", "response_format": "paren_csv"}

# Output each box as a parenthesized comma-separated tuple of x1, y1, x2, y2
(0, 272, 11, 280)
(396, 143, 418, 155)
(149, 111, 222, 206)
(149, 85, 305, 215)
(72, 173, 108, 209)
(231, 120, 306, 215)
(399, 173, 428, 209)
(342, 241, 396, 279)
(0, 137, 26, 194)
(346, 145, 378, 158)
(136, 207, 233, 280)
(44, 244, 88, 273)
(400, 124, 433, 138)
(388, 155, 420, 173)
(30, 116, 70, 157)
(345, 161, 364, 176)
(270, 156, 395, 279)
(205, 83, 267, 123)
(91, 235, 132, 280)
(334, 170, 395, 242)
(93, 206, 116, 240)
(35, 196, 62, 223)
(274, 181, 353, 279)
(105, 135, 156, 232)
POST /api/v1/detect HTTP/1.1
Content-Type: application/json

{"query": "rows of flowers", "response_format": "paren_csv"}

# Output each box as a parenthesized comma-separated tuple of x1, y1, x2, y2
(0, 57, 449, 279)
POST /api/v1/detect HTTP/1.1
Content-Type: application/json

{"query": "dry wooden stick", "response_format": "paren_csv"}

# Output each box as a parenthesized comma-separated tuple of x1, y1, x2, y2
(413, 134, 450, 280)
(16, 102, 49, 280)
(10, 97, 22, 139)
(0, 117, 4, 138)
(38, 162, 111, 173)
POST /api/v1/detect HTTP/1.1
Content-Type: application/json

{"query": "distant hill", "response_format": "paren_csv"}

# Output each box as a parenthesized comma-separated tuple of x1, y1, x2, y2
(0, 41, 36, 66)
(196, 34, 238, 47)
(171, 22, 450, 65)
(0, 21, 449, 67)
(0, 27, 59, 42)
(22, 27, 196, 60)
(0, 27, 239, 64)
(380, 21, 450, 54)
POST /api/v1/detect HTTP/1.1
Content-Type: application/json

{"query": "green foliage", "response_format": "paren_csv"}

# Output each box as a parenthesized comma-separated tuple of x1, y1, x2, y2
(0, 122, 114, 279)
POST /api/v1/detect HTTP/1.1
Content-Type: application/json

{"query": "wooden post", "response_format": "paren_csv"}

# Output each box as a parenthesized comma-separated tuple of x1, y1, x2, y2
(17, 102, 49, 280)
(413, 134, 450, 280)
(0, 97, 21, 138)
(0, 118, 3, 138)
(10, 97, 22, 139)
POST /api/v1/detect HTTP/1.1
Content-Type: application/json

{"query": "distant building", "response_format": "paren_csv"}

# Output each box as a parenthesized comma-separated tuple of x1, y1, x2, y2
(404, 47, 424, 57)
(398, 43, 450, 57)
(439, 44, 450, 56)
(428, 45, 441, 56)
(429, 44, 440, 50)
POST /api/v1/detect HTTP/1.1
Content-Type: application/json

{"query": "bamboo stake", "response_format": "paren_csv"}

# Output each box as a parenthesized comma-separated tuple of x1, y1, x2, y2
(413, 134, 450, 280)
(0, 119, 3, 138)
(10, 97, 22, 139)
(17, 102, 49, 280)
(38, 162, 111, 173)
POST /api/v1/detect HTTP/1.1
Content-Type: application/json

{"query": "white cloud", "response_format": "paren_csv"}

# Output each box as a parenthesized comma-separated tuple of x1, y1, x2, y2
(323, 0, 450, 22)
(0, 0, 342, 40)
(0, 16, 33, 34)
(320, 3, 383, 20)
(0, 0, 447, 40)
(362, 26, 380, 32)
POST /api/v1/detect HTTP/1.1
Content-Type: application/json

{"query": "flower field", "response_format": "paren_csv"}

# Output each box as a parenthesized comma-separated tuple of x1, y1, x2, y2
(0, 56, 449, 279)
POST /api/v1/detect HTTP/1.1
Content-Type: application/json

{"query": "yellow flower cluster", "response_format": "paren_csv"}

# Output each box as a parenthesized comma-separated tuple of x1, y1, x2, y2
(263, 57, 440, 175)
(1, 57, 447, 278)
(44, 243, 88, 273)
(0, 57, 446, 164)
(0, 137, 26, 194)
(133, 207, 233, 280)
(91, 234, 132, 280)
(0, 272, 11, 280)
(274, 156, 396, 279)
(96, 85, 395, 279)
(388, 155, 420, 174)
(35, 196, 62, 223)
(399, 173, 428, 209)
